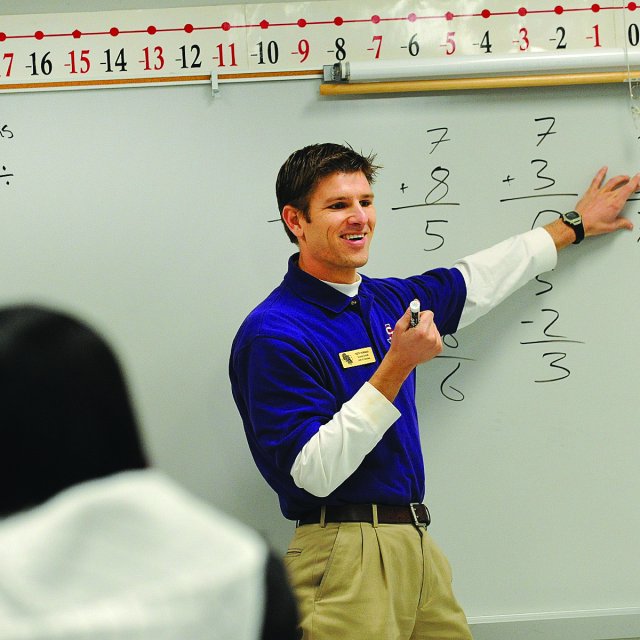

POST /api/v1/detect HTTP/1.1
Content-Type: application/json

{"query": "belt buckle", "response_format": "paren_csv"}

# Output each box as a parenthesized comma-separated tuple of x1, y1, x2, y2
(409, 503, 430, 528)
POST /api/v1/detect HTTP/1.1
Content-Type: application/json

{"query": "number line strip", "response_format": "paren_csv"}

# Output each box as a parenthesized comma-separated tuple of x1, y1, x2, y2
(0, 4, 638, 41)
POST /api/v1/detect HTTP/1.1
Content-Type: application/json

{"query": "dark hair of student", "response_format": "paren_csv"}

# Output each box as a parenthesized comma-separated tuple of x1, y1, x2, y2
(276, 142, 380, 244)
(0, 304, 148, 516)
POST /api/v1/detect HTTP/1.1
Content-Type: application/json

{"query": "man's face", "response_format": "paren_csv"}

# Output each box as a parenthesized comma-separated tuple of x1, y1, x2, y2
(286, 171, 376, 284)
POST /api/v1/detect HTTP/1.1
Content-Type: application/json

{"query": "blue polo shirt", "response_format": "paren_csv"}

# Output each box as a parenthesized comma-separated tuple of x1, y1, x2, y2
(229, 254, 467, 520)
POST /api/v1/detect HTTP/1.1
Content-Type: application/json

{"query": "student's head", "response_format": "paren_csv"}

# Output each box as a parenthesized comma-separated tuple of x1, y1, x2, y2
(276, 143, 379, 244)
(0, 304, 148, 516)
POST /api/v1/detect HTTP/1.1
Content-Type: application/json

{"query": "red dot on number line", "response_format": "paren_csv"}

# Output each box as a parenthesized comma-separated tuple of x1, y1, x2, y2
(591, 3, 600, 11)
(184, 23, 194, 33)
(0, 33, 6, 41)
(371, 15, 381, 24)
(72, 29, 81, 38)
(554, 5, 564, 14)
(481, 9, 491, 18)
(110, 27, 119, 36)
(629, 1, 638, 9)
(147, 25, 157, 34)
(408, 12, 417, 22)
(297, 18, 307, 27)
(334, 16, 344, 26)
(221, 22, 231, 31)
(35, 30, 44, 39)
(518, 7, 527, 16)
(445, 11, 454, 20)
(260, 19, 269, 29)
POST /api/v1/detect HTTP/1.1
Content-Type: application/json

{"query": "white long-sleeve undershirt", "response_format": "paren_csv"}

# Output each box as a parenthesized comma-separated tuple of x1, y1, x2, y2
(290, 227, 557, 497)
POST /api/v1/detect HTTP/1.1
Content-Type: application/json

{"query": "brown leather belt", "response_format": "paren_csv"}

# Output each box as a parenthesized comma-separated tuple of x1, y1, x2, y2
(296, 503, 430, 528)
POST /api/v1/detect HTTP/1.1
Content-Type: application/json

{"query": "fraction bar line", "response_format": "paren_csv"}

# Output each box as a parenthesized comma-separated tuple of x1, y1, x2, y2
(391, 202, 461, 210)
(500, 193, 579, 203)
(520, 339, 586, 345)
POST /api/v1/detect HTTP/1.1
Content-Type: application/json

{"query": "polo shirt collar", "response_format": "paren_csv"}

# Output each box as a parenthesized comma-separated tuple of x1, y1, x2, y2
(283, 253, 360, 314)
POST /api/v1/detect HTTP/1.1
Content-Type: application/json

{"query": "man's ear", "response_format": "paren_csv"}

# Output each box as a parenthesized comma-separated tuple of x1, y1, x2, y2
(281, 205, 305, 240)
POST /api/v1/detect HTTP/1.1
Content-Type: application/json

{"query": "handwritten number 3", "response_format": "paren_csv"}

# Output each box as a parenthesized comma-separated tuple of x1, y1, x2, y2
(536, 352, 570, 383)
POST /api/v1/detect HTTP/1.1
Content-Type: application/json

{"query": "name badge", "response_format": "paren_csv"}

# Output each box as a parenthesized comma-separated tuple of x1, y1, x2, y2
(338, 347, 376, 369)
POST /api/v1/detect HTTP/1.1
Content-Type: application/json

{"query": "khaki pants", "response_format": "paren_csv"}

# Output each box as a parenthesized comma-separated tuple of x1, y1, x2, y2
(285, 521, 472, 640)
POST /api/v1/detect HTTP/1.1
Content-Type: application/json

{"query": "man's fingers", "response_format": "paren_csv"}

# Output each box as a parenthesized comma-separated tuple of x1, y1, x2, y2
(589, 166, 608, 191)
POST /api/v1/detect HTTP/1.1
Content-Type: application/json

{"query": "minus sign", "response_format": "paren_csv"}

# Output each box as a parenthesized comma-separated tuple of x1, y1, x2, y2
(521, 320, 534, 324)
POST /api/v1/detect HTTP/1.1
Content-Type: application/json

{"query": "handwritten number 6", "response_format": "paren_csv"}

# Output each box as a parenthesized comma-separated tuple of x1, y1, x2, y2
(440, 362, 464, 401)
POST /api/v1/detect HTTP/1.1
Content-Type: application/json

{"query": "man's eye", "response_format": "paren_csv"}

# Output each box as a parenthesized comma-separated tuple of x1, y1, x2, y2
(329, 202, 347, 209)
(360, 200, 372, 207)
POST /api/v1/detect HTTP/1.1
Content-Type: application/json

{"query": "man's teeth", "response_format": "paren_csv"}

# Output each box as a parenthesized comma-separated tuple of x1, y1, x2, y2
(344, 234, 364, 240)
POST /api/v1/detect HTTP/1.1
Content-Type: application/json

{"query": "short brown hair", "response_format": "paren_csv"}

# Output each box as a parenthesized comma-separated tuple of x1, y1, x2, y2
(276, 143, 380, 244)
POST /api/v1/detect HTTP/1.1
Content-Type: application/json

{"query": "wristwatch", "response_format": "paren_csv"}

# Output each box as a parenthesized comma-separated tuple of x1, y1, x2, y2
(560, 210, 585, 244)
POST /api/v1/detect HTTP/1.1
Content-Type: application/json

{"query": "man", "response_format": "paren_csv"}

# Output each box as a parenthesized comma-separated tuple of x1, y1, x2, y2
(229, 143, 638, 639)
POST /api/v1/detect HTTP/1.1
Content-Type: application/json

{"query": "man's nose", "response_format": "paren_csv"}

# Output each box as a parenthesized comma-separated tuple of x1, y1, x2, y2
(348, 204, 367, 224)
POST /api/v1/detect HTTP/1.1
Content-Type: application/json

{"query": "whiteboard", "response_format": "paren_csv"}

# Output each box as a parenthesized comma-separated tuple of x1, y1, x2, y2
(2, 72, 639, 636)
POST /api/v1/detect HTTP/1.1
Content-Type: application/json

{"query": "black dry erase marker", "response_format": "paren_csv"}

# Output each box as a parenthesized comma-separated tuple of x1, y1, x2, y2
(409, 299, 420, 328)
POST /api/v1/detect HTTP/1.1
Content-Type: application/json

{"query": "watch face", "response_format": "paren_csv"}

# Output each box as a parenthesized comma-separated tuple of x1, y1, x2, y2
(564, 211, 580, 222)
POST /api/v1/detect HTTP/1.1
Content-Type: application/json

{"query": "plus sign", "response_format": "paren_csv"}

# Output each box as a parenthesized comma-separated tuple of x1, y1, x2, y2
(502, 175, 515, 186)
(400, 182, 408, 193)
